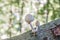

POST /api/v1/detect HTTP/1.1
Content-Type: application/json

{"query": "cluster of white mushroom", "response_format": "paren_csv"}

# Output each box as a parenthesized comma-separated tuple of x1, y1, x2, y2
(25, 14, 40, 33)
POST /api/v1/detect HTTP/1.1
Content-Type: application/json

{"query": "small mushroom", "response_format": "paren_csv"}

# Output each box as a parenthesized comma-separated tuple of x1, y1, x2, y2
(25, 14, 34, 31)
(35, 20, 40, 26)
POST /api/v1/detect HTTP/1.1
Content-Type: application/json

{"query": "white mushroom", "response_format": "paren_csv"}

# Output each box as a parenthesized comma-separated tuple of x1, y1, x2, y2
(35, 20, 40, 26)
(25, 14, 34, 31)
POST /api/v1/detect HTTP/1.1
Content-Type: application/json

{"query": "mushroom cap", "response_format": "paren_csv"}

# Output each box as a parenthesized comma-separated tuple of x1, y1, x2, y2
(25, 14, 34, 24)
(35, 21, 40, 26)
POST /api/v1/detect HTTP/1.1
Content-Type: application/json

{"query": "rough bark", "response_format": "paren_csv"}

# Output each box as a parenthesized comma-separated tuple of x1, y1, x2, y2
(4, 19, 60, 40)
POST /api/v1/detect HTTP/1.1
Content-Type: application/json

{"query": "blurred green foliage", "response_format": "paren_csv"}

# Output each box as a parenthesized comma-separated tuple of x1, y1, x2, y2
(37, 0, 60, 21)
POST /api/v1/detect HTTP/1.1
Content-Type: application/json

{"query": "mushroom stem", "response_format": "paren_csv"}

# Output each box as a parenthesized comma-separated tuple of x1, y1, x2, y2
(30, 23, 34, 30)
(30, 23, 38, 33)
